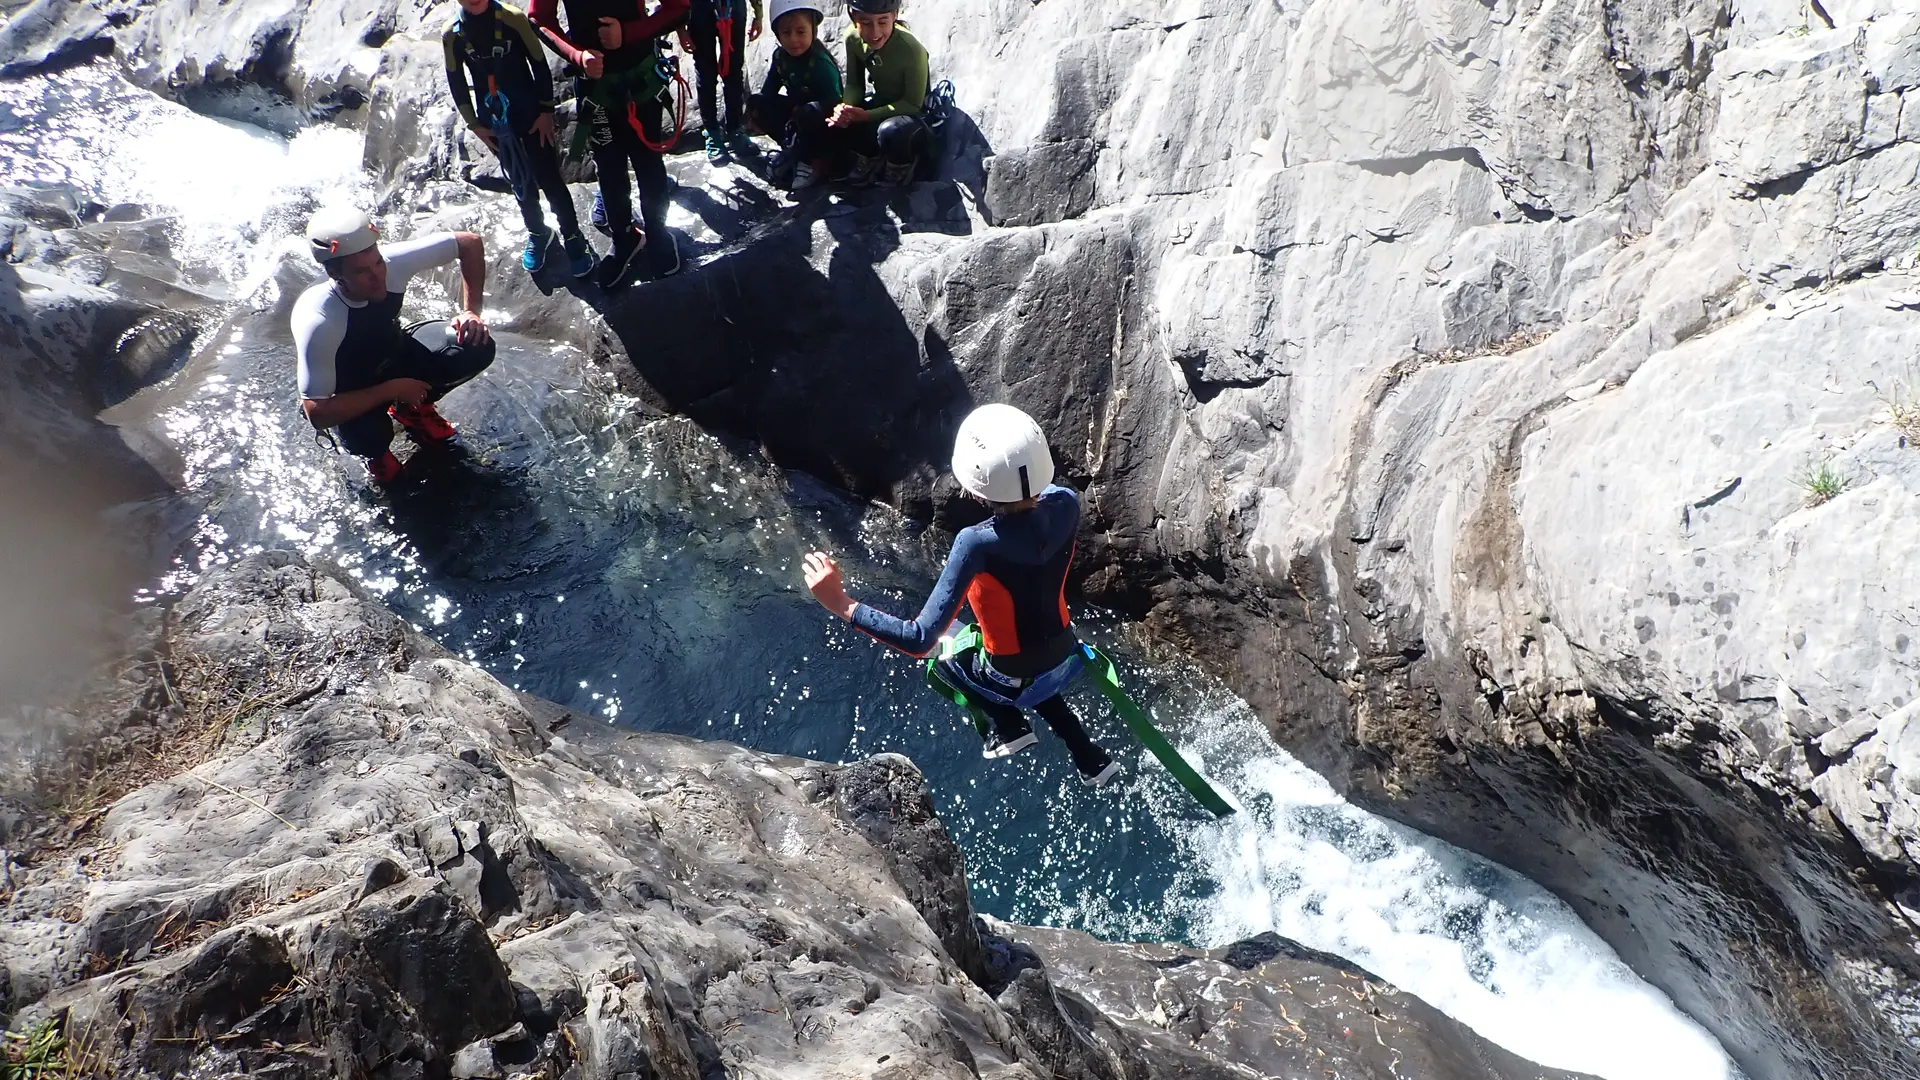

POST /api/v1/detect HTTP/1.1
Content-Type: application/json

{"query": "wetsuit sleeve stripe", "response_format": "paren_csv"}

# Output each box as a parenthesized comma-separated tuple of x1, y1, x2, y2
(622, 0, 689, 53)
(443, 28, 481, 129)
(381, 234, 461, 294)
(293, 290, 346, 400)
(502, 6, 557, 110)
(527, 0, 586, 65)
(848, 532, 979, 657)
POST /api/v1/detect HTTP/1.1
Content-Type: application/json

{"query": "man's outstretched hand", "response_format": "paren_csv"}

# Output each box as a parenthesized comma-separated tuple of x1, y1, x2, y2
(803, 551, 858, 620)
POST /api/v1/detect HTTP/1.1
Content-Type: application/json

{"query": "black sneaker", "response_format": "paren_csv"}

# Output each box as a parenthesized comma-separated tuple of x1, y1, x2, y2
(646, 230, 680, 278)
(1077, 749, 1119, 787)
(982, 727, 1037, 760)
(594, 228, 645, 290)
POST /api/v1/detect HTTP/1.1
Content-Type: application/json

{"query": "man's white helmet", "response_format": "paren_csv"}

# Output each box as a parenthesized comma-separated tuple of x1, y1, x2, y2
(952, 403, 1054, 503)
(307, 205, 380, 263)
(768, 0, 825, 24)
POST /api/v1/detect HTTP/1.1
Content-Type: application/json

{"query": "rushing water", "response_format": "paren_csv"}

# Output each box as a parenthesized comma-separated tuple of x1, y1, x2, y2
(4, 64, 1743, 1080)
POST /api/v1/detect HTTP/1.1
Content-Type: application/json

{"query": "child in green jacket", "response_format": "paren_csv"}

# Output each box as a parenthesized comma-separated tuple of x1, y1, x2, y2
(828, 0, 929, 186)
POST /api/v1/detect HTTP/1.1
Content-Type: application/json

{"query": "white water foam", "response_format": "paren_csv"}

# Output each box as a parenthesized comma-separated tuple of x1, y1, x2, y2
(1153, 690, 1740, 1080)
(0, 65, 370, 293)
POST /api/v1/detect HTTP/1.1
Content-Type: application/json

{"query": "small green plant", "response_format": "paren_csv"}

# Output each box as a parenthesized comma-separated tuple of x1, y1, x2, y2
(1794, 456, 1850, 507)
(3, 1020, 72, 1080)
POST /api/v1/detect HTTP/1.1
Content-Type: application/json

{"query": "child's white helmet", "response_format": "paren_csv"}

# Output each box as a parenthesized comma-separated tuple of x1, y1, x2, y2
(769, 0, 826, 25)
(952, 404, 1054, 503)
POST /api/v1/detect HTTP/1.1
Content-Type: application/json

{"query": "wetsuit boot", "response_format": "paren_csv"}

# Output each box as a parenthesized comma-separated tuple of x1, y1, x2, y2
(390, 401, 457, 444)
(366, 450, 406, 488)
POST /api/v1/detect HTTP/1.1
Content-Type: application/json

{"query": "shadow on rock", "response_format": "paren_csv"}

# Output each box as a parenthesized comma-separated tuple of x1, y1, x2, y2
(582, 194, 976, 499)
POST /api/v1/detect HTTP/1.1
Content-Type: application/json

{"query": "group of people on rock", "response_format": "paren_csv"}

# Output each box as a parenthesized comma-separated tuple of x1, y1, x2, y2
(292, 3, 1123, 788)
(297, 0, 934, 487)
(439, 0, 933, 289)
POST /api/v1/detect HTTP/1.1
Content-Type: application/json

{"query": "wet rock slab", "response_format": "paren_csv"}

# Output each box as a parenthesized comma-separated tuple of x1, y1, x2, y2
(0, 552, 1577, 1080)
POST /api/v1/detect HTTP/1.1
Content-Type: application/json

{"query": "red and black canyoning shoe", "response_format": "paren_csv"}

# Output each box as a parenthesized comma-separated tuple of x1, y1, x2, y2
(365, 450, 405, 488)
(389, 401, 457, 444)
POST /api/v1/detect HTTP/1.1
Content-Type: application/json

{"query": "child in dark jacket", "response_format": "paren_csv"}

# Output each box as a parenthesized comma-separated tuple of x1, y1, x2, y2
(745, 0, 842, 190)
(443, 0, 595, 278)
(682, 0, 764, 164)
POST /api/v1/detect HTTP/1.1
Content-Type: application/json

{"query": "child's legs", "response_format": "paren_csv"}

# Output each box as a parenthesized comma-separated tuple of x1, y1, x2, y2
(522, 133, 581, 236)
(721, 11, 747, 128)
(875, 115, 929, 164)
(1032, 695, 1108, 774)
(494, 130, 548, 236)
(585, 96, 636, 233)
(744, 93, 791, 137)
(789, 100, 828, 159)
(844, 119, 881, 158)
(620, 97, 672, 240)
(688, 4, 722, 131)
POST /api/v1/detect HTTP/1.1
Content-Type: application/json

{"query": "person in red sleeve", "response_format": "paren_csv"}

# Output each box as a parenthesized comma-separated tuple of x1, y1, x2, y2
(530, 0, 690, 287)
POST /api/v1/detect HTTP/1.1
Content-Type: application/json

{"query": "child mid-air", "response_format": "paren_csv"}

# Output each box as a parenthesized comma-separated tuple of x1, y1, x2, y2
(745, 0, 843, 190)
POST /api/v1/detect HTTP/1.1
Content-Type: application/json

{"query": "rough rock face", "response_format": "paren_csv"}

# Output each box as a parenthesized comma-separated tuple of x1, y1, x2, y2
(0, 553, 1587, 1080)
(7, 0, 1920, 1076)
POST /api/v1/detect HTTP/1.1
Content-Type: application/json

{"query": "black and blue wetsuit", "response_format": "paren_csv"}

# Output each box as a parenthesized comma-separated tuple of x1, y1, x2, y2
(850, 485, 1108, 772)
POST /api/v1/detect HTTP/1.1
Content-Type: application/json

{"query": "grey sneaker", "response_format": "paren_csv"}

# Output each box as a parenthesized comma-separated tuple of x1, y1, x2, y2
(880, 158, 913, 186)
(846, 153, 880, 187)
(790, 160, 819, 190)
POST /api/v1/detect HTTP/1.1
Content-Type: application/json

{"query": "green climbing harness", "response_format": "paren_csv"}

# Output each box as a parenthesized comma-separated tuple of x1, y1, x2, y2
(925, 626, 1236, 818)
(568, 58, 680, 159)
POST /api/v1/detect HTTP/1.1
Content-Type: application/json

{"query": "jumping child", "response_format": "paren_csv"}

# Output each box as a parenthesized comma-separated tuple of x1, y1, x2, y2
(745, 0, 842, 190)
(801, 404, 1119, 786)
(828, 0, 929, 187)
(443, 0, 596, 278)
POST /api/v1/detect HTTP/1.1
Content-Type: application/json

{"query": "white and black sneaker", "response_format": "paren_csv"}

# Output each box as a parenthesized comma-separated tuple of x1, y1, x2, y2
(594, 228, 645, 290)
(646, 230, 681, 278)
(982, 728, 1038, 760)
(1078, 753, 1120, 788)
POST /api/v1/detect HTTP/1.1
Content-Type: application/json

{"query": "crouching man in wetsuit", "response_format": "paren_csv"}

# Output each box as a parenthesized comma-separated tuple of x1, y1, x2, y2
(801, 404, 1119, 786)
(293, 207, 496, 488)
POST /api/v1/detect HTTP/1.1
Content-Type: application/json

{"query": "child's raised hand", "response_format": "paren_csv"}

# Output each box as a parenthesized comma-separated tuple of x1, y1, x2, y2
(802, 552, 857, 619)
(581, 50, 606, 78)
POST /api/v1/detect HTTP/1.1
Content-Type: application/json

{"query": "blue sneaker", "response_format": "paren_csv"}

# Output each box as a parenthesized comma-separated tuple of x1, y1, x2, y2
(590, 190, 608, 233)
(562, 231, 595, 278)
(703, 128, 730, 166)
(522, 228, 552, 273)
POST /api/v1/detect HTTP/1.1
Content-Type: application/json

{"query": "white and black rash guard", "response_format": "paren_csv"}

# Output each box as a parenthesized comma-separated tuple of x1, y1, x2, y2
(292, 234, 460, 400)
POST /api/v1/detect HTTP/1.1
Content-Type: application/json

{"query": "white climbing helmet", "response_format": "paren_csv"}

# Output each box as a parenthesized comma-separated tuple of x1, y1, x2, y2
(768, 0, 826, 24)
(952, 403, 1054, 503)
(306, 205, 380, 263)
